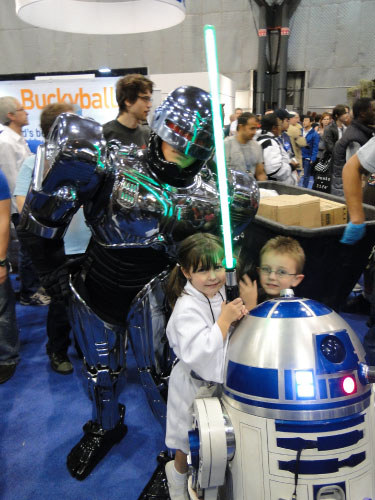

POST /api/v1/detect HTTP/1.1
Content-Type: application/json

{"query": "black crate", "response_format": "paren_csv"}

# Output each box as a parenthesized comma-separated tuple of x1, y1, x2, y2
(240, 181, 375, 310)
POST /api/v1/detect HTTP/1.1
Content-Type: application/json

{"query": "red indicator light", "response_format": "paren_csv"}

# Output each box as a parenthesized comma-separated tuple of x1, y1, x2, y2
(342, 376, 356, 395)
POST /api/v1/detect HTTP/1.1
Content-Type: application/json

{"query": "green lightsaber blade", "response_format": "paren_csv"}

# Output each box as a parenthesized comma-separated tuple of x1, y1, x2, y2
(204, 24, 234, 270)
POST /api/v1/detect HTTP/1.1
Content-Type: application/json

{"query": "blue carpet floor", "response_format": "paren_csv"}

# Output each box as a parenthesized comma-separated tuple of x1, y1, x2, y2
(0, 276, 370, 500)
(0, 277, 166, 500)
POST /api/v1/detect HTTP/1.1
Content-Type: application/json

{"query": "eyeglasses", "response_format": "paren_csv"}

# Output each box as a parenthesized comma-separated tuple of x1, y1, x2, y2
(137, 95, 153, 103)
(258, 266, 297, 278)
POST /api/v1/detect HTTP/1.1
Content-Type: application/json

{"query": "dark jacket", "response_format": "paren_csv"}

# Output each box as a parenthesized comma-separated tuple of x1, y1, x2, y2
(331, 120, 374, 196)
(323, 121, 341, 154)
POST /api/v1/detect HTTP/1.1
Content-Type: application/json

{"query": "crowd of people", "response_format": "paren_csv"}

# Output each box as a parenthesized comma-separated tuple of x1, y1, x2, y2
(223, 98, 375, 192)
(0, 74, 373, 499)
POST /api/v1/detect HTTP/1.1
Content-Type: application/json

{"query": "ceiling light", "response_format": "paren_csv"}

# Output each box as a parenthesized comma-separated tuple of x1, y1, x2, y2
(98, 67, 112, 73)
(15, 0, 186, 35)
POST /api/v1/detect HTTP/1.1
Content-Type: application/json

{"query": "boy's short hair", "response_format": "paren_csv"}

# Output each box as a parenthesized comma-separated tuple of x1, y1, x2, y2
(260, 236, 305, 274)
(116, 74, 153, 113)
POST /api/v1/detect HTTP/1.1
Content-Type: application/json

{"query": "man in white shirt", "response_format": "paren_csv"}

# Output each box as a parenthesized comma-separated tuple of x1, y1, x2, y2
(0, 97, 48, 306)
(0, 97, 31, 213)
(224, 112, 266, 180)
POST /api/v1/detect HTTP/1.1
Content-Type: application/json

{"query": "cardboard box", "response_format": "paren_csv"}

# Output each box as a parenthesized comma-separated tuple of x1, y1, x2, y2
(258, 194, 321, 227)
(319, 199, 347, 226)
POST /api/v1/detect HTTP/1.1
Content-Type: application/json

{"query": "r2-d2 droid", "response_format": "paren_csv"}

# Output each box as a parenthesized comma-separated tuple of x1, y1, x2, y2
(188, 291, 375, 500)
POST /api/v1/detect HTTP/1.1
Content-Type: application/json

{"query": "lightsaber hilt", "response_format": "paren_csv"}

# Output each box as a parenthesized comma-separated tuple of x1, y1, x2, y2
(225, 268, 239, 302)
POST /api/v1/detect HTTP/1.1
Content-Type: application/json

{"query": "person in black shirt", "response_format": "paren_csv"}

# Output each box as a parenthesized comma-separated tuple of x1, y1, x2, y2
(103, 73, 153, 148)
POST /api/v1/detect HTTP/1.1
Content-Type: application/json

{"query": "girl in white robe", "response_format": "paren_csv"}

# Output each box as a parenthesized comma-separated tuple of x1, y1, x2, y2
(164, 233, 256, 500)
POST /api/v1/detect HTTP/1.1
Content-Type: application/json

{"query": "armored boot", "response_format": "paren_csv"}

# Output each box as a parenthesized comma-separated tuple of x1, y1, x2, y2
(67, 404, 127, 480)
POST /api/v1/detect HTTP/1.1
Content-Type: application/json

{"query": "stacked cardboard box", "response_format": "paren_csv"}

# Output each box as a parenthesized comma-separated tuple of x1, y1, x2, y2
(319, 198, 347, 226)
(258, 194, 347, 228)
(258, 194, 321, 227)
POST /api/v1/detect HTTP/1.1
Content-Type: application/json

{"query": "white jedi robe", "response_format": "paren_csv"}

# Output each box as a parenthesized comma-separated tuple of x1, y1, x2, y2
(165, 281, 228, 453)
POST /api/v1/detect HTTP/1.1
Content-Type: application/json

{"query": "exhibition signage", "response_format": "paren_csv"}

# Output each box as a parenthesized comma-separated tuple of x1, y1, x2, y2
(0, 77, 120, 143)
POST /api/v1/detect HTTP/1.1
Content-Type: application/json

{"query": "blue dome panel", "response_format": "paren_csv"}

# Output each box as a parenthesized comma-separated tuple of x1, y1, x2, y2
(250, 298, 333, 318)
(304, 299, 332, 316)
(270, 301, 314, 318)
(249, 301, 276, 317)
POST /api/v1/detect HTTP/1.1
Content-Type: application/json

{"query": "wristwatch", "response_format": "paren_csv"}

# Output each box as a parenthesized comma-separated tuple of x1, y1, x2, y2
(0, 258, 8, 267)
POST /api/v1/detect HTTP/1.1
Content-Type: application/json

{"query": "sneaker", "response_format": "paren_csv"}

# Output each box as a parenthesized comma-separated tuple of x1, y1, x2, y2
(20, 290, 51, 306)
(49, 352, 73, 375)
(165, 460, 189, 500)
(0, 363, 17, 384)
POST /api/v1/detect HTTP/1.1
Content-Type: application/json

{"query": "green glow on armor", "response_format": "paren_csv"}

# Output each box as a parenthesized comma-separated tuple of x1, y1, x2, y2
(184, 111, 202, 157)
(162, 190, 172, 201)
(94, 144, 105, 169)
(125, 172, 170, 216)
(177, 206, 182, 221)
(134, 171, 160, 187)
(204, 25, 234, 269)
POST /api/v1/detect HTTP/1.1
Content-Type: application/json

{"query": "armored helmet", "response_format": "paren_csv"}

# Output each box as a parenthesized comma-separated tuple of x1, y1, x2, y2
(151, 86, 214, 161)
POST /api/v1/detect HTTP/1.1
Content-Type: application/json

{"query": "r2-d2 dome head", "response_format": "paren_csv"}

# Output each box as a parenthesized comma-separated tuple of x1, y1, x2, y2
(151, 86, 214, 161)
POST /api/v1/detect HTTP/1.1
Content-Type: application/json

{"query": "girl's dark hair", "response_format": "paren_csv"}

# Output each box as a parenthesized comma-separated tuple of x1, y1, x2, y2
(166, 233, 224, 308)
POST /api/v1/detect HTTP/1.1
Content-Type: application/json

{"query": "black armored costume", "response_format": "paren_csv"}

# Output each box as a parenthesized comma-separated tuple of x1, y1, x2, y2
(17, 86, 259, 480)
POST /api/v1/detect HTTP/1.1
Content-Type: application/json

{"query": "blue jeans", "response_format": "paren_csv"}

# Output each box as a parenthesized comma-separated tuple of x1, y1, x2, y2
(302, 158, 312, 188)
(12, 214, 40, 300)
(0, 268, 19, 365)
(18, 243, 40, 299)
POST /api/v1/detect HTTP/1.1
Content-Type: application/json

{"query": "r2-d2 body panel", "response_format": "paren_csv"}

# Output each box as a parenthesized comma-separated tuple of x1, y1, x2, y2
(190, 295, 375, 500)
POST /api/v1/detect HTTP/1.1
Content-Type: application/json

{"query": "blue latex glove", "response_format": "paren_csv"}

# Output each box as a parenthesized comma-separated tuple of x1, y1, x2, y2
(340, 221, 366, 245)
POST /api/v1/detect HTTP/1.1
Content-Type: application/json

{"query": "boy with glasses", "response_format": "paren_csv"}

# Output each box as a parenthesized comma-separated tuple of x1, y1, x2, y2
(103, 73, 153, 148)
(240, 236, 305, 308)
(257, 235, 305, 300)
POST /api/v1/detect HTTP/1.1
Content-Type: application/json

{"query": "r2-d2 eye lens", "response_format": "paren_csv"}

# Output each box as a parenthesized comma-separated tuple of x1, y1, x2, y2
(320, 336, 346, 364)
